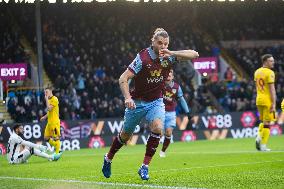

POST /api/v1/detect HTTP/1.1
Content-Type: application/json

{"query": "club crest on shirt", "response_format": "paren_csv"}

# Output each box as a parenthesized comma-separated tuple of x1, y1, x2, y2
(161, 60, 169, 68)
(172, 89, 176, 94)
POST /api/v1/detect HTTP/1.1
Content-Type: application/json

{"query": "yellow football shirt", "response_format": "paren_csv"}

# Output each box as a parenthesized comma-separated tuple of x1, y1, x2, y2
(254, 67, 275, 106)
(47, 96, 60, 124)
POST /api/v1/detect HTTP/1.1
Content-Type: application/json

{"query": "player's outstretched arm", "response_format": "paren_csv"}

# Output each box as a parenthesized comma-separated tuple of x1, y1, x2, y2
(119, 69, 136, 109)
(20, 138, 46, 151)
(160, 49, 199, 60)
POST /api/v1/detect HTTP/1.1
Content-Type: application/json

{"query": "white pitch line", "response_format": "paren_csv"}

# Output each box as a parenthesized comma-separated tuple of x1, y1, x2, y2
(0, 176, 201, 189)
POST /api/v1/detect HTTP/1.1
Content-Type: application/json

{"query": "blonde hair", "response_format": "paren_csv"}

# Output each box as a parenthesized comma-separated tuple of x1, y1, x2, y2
(152, 28, 169, 41)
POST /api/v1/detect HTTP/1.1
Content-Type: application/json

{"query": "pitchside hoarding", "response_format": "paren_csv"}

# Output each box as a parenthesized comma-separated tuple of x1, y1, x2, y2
(0, 63, 27, 80)
(0, 111, 282, 154)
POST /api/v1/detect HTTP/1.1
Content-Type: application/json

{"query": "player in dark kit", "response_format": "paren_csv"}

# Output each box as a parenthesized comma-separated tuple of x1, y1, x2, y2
(102, 28, 199, 180)
(160, 69, 192, 158)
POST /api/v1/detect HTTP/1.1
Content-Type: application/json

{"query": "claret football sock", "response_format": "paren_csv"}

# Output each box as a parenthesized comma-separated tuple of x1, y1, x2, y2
(143, 132, 160, 165)
(107, 135, 124, 160)
(161, 135, 171, 152)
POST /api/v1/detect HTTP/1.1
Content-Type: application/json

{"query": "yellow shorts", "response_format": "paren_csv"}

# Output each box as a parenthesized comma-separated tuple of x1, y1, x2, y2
(257, 105, 276, 122)
(44, 122, 61, 139)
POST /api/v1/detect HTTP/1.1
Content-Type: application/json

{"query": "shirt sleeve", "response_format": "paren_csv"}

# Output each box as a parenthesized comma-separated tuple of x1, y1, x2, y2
(13, 135, 23, 144)
(20, 140, 40, 149)
(128, 53, 142, 74)
(49, 97, 58, 107)
(15, 135, 39, 149)
(267, 71, 275, 84)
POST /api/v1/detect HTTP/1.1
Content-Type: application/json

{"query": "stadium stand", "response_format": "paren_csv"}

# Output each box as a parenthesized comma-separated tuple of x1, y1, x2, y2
(2, 2, 284, 122)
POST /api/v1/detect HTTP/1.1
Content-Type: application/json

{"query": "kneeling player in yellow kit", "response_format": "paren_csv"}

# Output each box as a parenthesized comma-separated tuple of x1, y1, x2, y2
(254, 54, 276, 151)
(40, 87, 62, 157)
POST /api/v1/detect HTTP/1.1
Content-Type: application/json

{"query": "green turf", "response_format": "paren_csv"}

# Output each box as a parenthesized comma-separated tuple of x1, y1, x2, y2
(0, 136, 284, 189)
